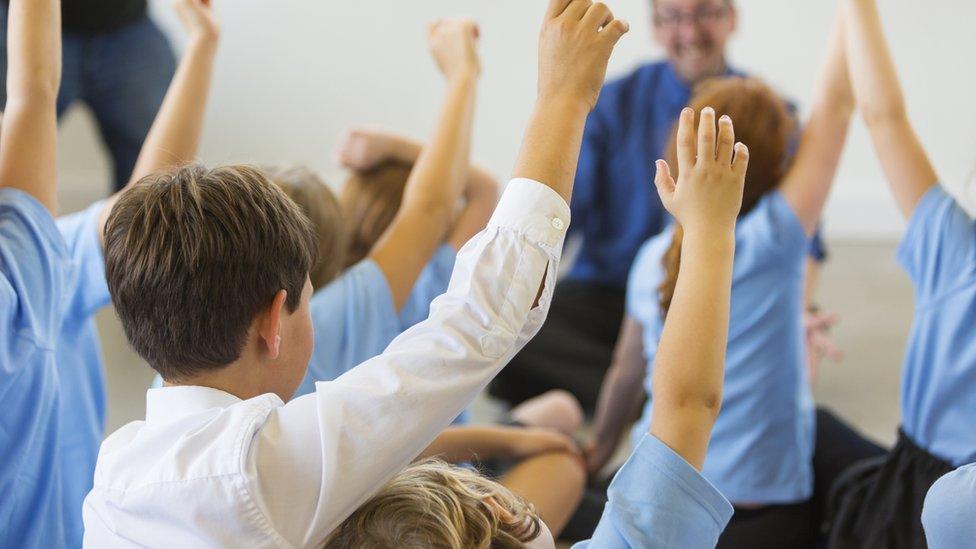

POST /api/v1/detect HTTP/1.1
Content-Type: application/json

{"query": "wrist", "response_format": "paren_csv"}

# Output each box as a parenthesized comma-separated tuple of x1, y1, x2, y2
(188, 32, 220, 52)
(534, 92, 592, 121)
(681, 227, 735, 256)
(446, 69, 479, 87)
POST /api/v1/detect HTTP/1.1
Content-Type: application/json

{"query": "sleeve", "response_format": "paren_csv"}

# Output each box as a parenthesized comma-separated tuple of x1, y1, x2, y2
(739, 192, 809, 263)
(809, 226, 828, 262)
(56, 200, 112, 318)
(569, 107, 608, 236)
(0, 189, 68, 372)
(897, 185, 976, 305)
(626, 235, 669, 364)
(572, 434, 734, 549)
(293, 260, 400, 397)
(397, 243, 456, 329)
(249, 178, 572, 547)
(922, 465, 976, 549)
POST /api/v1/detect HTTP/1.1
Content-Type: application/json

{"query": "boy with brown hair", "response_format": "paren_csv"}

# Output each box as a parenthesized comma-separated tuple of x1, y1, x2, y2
(82, 1, 628, 546)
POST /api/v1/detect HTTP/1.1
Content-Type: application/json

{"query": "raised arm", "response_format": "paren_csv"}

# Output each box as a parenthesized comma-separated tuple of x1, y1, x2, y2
(334, 129, 499, 252)
(649, 109, 747, 469)
(97, 0, 220, 242)
(779, 6, 854, 234)
(846, 0, 937, 219)
(0, 0, 62, 214)
(368, 20, 479, 310)
(512, 0, 628, 201)
(586, 316, 647, 474)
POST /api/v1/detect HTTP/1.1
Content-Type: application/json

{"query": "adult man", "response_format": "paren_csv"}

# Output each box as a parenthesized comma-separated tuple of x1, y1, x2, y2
(490, 0, 828, 412)
(0, 0, 176, 191)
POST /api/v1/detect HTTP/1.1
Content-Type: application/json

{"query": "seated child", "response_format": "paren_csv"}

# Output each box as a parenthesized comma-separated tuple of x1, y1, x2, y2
(827, 0, 976, 546)
(81, 1, 627, 544)
(324, 103, 747, 549)
(51, 1, 219, 545)
(0, 0, 67, 545)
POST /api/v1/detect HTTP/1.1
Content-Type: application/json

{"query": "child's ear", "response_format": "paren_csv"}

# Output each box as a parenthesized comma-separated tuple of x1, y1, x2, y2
(259, 290, 288, 359)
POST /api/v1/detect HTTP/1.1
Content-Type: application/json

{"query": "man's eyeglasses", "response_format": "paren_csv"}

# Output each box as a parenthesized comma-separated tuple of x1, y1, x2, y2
(654, 4, 730, 29)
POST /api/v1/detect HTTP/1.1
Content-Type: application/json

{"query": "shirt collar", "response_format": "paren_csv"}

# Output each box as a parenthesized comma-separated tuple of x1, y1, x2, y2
(145, 385, 246, 424)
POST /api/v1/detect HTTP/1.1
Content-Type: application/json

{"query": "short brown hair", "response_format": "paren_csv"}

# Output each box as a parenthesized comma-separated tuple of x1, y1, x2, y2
(658, 77, 794, 316)
(104, 164, 317, 380)
(339, 160, 413, 269)
(324, 459, 542, 549)
(266, 166, 346, 291)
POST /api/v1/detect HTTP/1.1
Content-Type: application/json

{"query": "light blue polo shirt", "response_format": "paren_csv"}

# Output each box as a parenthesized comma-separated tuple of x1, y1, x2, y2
(627, 191, 815, 504)
(573, 433, 734, 548)
(0, 189, 70, 548)
(922, 463, 976, 549)
(898, 185, 976, 466)
(55, 201, 112, 548)
(293, 245, 465, 424)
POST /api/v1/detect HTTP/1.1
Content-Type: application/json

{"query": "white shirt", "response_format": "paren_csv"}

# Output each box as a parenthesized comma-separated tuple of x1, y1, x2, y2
(82, 178, 570, 548)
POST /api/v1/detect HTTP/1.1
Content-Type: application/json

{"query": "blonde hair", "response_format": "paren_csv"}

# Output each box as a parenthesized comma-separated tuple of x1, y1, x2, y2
(265, 166, 346, 291)
(339, 160, 414, 269)
(323, 460, 543, 548)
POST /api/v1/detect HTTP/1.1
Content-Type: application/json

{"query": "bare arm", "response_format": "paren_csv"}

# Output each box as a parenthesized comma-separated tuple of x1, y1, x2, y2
(779, 7, 855, 234)
(0, 0, 61, 214)
(649, 109, 747, 469)
(97, 0, 220, 244)
(586, 316, 647, 474)
(846, 0, 937, 219)
(369, 20, 479, 310)
(415, 425, 576, 463)
(335, 130, 499, 252)
(447, 165, 498, 251)
(512, 0, 628, 202)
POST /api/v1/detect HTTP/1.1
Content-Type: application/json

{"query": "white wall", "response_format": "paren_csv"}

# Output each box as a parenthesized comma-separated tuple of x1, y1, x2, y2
(58, 0, 976, 239)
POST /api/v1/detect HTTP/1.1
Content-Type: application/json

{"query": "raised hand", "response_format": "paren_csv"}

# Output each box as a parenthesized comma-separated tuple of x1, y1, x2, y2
(333, 129, 404, 172)
(538, 0, 630, 111)
(427, 19, 480, 80)
(654, 108, 749, 236)
(174, 0, 220, 41)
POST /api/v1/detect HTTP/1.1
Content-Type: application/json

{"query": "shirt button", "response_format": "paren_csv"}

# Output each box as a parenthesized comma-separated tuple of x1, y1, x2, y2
(551, 218, 565, 231)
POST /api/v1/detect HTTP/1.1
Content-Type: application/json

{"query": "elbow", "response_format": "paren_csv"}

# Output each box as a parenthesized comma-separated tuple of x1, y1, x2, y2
(657, 389, 723, 420)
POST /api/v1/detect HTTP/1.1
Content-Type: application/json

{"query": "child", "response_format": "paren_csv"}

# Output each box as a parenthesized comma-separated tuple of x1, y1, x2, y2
(81, 1, 628, 546)
(277, 131, 586, 535)
(49, 1, 220, 545)
(827, 0, 976, 546)
(922, 464, 976, 548)
(0, 0, 66, 545)
(324, 105, 748, 549)
(587, 6, 859, 547)
(273, 132, 587, 535)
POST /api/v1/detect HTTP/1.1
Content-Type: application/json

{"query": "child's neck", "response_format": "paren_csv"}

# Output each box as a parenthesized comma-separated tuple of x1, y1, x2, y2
(162, 357, 267, 401)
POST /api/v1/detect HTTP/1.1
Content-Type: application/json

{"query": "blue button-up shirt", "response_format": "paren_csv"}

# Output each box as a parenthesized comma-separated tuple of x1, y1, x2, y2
(568, 61, 822, 288)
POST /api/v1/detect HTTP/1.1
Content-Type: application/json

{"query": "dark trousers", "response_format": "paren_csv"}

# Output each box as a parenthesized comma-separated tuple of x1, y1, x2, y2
(489, 280, 626, 413)
(826, 429, 953, 549)
(0, 9, 176, 191)
(561, 409, 887, 547)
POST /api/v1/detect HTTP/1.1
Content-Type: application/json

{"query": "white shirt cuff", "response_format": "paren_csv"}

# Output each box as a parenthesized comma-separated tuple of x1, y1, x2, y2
(488, 178, 571, 250)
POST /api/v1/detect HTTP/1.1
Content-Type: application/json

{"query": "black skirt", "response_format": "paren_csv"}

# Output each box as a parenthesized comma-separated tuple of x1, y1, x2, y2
(826, 429, 954, 549)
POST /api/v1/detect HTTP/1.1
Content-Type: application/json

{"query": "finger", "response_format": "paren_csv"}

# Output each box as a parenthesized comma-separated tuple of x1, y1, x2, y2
(545, 0, 576, 19)
(601, 18, 630, 46)
(731, 142, 750, 181)
(582, 2, 612, 30)
(676, 108, 696, 173)
(564, 0, 593, 21)
(654, 159, 676, 193)
(697, 107, 716, 163)
(716, 115, 735, 166)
